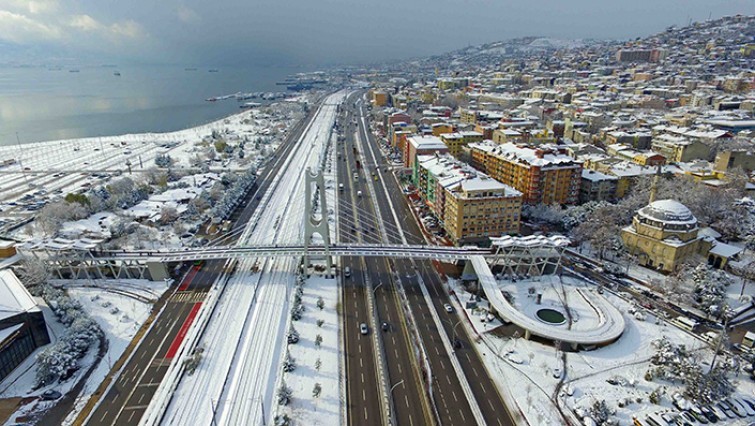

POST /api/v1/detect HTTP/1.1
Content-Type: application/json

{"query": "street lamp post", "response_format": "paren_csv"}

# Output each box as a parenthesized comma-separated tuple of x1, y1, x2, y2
(373, 281, 384, 295)
(388, 379, 405, 426)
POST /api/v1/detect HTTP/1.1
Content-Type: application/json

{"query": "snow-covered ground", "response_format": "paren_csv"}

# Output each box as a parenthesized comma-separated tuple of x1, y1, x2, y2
(159, 91, 347, 426)
(278, 274, 340, 425)
(448, 274, 755, 425)
(61, 281, 167, 424)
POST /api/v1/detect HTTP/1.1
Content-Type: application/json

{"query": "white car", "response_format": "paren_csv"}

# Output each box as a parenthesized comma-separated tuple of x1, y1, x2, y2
(444, 303, 453, 313)
(359, 323, 369, 335)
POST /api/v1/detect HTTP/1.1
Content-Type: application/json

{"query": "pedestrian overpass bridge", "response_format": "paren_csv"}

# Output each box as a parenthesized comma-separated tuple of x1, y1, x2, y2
(92, 243, 494, 263)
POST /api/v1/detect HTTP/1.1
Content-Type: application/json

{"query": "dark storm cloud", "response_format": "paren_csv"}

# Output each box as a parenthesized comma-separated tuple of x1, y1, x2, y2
(0, 0, 752, 65)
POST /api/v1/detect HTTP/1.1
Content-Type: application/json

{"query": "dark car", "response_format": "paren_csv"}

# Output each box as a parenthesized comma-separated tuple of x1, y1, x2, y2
(381, 322, 389, 332)
(40, 390, 62, 401)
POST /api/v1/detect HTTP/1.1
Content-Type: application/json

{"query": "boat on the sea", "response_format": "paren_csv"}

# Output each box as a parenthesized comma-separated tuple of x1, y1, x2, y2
(208, 69, 219, 73)
(69, 69, 80, 73)
(113, 71, 121, 76)
(185, 67, 198, 71)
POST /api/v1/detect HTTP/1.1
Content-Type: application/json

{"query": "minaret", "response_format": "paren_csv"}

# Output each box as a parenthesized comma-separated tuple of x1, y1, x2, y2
(648, 164, 661, 203)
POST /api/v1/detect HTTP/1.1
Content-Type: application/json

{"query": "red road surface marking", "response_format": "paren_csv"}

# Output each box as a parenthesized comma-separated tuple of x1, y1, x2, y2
(178, 266, 200, 291)
(165, 302, 202, 359)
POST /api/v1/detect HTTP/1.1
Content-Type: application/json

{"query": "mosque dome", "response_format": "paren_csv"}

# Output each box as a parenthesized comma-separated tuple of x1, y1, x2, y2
(637, 199, 697, 229)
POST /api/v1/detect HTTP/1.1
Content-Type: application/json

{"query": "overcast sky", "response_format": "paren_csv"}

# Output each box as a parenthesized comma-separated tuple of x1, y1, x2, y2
(0, 0, 752, 66)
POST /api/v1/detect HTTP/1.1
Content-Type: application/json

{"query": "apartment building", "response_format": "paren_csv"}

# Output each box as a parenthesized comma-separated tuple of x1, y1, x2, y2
(468, 140, 583, 205)
(440, 131, 483, 157)
(414, 154, 522, 244)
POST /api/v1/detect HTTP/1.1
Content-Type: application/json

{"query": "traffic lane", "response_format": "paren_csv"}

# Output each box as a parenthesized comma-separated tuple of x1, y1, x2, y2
(90, 299, 193, 425)
(350, 119, 431, 423)
(418, 260, 514, 426)
(357, 113, 513, 425)
(352, 109, 475, 423)
(392, 258, 474, 425)
(367, 252, 430, 425)
(342, 257, 383, 426)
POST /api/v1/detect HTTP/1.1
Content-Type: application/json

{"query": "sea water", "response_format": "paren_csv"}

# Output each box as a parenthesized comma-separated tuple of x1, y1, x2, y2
(0, 64, 308, 145)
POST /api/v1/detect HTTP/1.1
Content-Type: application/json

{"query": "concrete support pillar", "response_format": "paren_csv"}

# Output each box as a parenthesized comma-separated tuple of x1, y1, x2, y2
(303, 167, 332, 271)
(146, 261, 168, 282)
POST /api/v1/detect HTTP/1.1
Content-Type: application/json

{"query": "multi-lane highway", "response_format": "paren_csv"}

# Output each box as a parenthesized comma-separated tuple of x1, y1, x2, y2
(351, 94, 517, 426)
(83, 99, 322, 426)
(338, 92, 432, 426)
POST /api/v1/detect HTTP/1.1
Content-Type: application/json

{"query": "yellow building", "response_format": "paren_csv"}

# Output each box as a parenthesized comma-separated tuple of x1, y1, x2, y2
(432, 123, 454, 137)
(444, 177, 522, 244)
(372, 91, 389, 107)
(460, 109, 478, 124)
(437, 79, 456, 90)
(440, 131, 483, 157)
(621, 200, 711, 272)
(651, 135, 710, 163)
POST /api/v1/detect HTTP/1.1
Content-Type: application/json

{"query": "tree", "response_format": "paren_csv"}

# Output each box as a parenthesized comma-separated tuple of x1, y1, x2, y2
(15, 258, 50, 296)
(154, 153, 173, 168)
(315, 334, 323, 347)
(316, 296, 325, 310)
(312, 382, 322, 398)
(282, 350, 296, 372)
(287, 326, 299, 344)
(684, 365, 735, 405)
(689, 264, 733, 317)
(64, 193, 90, 207)
(571, 205, 622, 259)
(159, 206, 179, 225)
(589, 399, 611, 425)
(277, 381, 293, 406)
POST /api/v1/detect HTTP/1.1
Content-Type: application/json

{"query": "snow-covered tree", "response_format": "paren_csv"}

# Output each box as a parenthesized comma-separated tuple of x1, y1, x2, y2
(690, 264, 733, 317)
(684, 365, 735, 405)
(287, 326, 299, 344)
(277, 381, 293, 406)
(589, 399, 611, 425)
(282, 350, 296, 372)
(154, 154, 174, 168)
(312, 383, 322, 398)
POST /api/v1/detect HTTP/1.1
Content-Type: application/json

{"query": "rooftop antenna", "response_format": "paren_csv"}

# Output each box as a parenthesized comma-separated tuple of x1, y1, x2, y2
(649, 164, 661, 203)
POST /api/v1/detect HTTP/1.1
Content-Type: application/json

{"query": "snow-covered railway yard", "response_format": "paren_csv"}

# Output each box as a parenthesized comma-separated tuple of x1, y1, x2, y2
(158, 91, 346, 426)
(0, 100, 306, 227)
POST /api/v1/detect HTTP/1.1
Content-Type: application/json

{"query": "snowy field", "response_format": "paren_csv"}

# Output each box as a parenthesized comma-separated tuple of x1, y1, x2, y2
(158, 91, 347, 426)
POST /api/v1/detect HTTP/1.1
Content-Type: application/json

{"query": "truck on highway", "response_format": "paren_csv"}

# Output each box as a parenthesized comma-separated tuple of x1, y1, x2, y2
(357, 190, 362, 197)
(338, 183, 344, 191)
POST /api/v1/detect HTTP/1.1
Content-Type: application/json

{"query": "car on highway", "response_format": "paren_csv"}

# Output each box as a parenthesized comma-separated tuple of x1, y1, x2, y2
(381, 321, 389, 332)
(359, 323, 369, 335)
(344, 266, 351, 277)
(444, 303, 453, 313)
(40, 390, 62, 401)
